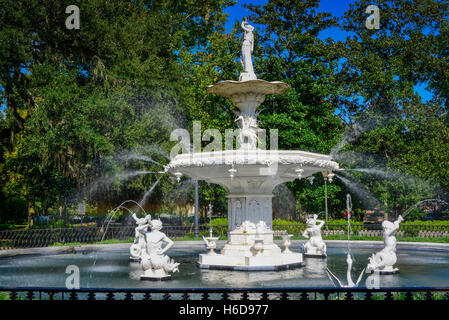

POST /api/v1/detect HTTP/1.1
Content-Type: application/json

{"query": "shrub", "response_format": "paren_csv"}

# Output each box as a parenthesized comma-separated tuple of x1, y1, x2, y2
(401, 220, 449, 226)
(210, 218, 228, 225)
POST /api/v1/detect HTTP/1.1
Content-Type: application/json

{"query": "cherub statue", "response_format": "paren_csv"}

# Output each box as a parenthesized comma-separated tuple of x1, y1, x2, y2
(239, 19, 257, 81)
(235, 220, 257, 233)
(256, 221, 269, 233)
(366, 215, 404, 274)
(129, 212, 151, 261)
(138, 219, 179, 280)
(302, 214, 327, 257)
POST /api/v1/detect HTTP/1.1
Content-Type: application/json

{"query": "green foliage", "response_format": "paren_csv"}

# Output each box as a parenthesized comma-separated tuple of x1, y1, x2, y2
(402, 220, 449, 226)
(0, 0, 235, 222)
(333, 0, 449, 215)
(0, 0, 448, 226)
(51, 238, 134, 246)
(0, 292, 10, 300)
(272, 218, 302, 225)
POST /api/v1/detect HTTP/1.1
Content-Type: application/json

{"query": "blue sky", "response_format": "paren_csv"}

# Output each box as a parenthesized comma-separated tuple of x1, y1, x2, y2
(223, 0, 434, 103)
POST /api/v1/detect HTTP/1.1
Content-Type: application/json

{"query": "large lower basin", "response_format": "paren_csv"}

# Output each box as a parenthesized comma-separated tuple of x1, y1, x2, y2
(0, 242, 448, 289)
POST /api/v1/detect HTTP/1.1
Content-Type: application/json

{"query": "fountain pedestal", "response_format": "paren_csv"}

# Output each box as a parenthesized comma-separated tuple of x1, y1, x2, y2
(199, 221, 303, 270)
(228, 195, 273, 231)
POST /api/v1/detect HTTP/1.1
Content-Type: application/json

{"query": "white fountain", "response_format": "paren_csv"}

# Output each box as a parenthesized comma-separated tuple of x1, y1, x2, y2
(165, 20, 339, 271)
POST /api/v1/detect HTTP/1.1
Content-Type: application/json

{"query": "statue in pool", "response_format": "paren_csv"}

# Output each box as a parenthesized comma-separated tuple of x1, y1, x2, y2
(129, 212, 151, 261)
(302, 214, 327, 257)
(137, 219, 180, 280)
(366, 215, 404, 274)
(239, 18, 256, 81)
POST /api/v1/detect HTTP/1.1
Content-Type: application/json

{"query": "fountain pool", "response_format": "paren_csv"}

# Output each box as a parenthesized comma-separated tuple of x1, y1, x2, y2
(1, 242, 448, 289)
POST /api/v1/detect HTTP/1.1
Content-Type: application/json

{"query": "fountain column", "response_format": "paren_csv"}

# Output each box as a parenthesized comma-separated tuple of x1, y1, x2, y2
(228, 195, 273, 231)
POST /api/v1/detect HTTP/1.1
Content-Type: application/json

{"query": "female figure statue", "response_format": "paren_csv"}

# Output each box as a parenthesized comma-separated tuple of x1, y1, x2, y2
(302, 214, 327, 257)
(240, 19, 257, 81)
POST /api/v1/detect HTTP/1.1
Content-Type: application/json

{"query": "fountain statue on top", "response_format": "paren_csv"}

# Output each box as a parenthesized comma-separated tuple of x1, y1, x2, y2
(302, 214, 327, 257)
(129, 212, 151, 261)
(137, 219, 179, 280)
(240, 18, 256, 82)
(366, 215, 404, 274)
(165, 19, 339, 271)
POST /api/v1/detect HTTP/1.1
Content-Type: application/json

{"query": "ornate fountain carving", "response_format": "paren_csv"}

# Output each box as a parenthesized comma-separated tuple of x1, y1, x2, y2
(129, 213, 151, 261)
(203, 234, 220, 255)
(167, 19, 338, 271)
(282, 234, 294, 254)
(235, 113, 260, 150)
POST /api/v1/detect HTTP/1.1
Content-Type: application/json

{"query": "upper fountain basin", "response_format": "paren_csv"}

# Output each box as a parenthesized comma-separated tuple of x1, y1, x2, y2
(166, 149, 339, 194)
(206, 79, 291, 114)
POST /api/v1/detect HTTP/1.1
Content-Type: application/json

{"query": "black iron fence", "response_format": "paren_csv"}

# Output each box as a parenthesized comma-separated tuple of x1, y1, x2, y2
(0, 225, 229, 249)
(1, 224, 448, 250)
(0, 286, 448, 301)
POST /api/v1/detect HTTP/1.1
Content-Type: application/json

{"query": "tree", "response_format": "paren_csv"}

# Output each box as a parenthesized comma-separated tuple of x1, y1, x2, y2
(336, 0, 449, 216)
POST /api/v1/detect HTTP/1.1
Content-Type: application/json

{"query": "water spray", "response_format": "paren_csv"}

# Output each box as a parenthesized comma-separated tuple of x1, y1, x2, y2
(101, 200, 148, 242)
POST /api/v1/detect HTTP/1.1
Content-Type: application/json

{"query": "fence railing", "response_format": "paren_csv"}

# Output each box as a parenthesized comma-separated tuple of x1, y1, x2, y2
(0, 225, 229, 250)
(1, 224, 448, 250)
(0, 286, 448, 301)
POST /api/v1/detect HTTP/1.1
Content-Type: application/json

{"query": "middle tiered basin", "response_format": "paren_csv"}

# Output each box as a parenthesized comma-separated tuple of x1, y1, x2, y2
(166, 149, 339, 193)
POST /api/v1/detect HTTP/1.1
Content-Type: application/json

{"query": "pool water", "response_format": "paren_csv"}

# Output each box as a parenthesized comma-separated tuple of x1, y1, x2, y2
(0, 246, 448, 289)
